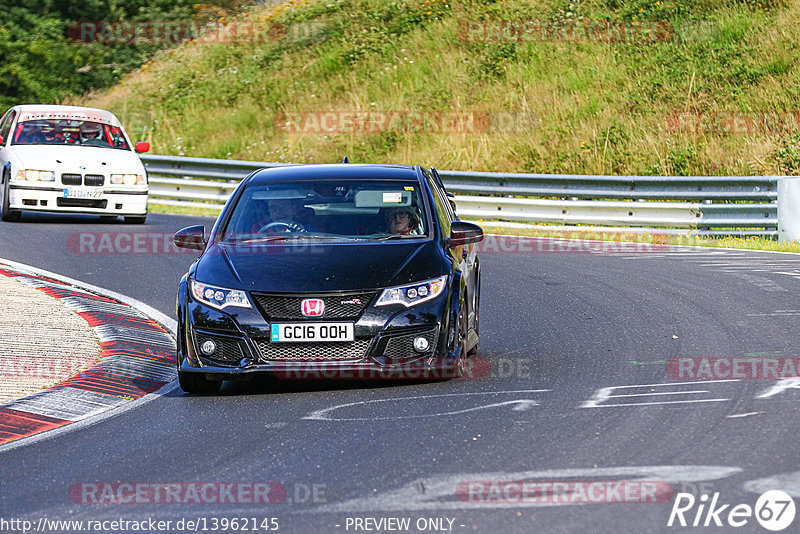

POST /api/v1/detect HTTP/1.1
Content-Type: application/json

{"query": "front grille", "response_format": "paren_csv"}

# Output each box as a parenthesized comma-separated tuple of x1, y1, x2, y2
(61, 173, 82, 185)
(84, 174, 104, 186)
(194, 332, 246, 365)
(253, 291, 376, 320)
(382, 328, 438, 359)
(56, 198, 108, 209)
(255, 339, 371, 361)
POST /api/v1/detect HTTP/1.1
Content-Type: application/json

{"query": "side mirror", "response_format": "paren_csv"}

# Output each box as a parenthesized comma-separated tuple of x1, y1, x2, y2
(174, 225, 206, 250)
(449, 221, 484, 247)
(135, 141, 150, 153)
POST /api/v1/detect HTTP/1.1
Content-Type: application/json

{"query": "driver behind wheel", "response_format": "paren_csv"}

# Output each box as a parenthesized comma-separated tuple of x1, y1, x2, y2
(250, 198, 318, 233)
(79, 122, 106, 145)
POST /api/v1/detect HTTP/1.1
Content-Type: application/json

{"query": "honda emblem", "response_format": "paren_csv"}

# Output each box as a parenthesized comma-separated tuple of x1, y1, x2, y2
(301, 298, 325, 317)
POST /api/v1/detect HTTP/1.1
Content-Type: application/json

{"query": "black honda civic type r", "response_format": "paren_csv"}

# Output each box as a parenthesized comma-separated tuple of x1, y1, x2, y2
(174, 162, 483, 393)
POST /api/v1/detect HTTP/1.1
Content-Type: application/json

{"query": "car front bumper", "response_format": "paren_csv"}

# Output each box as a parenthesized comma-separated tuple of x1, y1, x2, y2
(177, 285, 460, 379)
(8, 184, 148, 215)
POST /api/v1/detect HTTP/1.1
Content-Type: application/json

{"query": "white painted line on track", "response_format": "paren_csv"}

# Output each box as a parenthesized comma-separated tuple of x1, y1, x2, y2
(0, 380, 179, 454)
(0, 257, 180, 454)
(312, 466, 743, 512)
(744, 472, 800, 497)
(304, 390, 549, 421)
(2, 387, 128, 420)
(756, 379, 800, 399)
(0, 257, 177, 335)
(581, 380, 739, 408)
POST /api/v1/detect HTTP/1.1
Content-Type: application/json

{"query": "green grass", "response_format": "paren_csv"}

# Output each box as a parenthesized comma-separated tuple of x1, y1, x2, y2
(478, 224, 800, 253)
(148, 203, 221, 218)
(92, 0, 800, 251)
(81, 0, 800, 177)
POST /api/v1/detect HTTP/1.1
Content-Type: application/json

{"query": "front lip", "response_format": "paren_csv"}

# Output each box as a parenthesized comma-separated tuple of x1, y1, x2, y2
(9, 183, 147, 193)
(180, 356, 461, 380)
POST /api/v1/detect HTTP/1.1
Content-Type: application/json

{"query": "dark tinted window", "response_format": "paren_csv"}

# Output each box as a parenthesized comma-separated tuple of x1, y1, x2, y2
(11, 119, 130, 150)
(222, 179, 429, 243)
(0, 111, 16, 143)
(425, 171, 451, 236)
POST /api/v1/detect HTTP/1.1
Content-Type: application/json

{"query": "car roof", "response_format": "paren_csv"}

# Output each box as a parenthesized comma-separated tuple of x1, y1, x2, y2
(10, 105, 122, 127)
(248, 163, 424, 184)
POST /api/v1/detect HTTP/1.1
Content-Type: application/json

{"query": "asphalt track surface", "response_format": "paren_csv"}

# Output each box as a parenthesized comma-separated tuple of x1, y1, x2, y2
(2, 212, 800, 533)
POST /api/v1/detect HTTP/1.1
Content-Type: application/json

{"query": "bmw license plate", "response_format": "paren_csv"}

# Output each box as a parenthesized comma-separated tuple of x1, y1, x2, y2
(271, 322, 354, 342)
(64, 188, 102, 199)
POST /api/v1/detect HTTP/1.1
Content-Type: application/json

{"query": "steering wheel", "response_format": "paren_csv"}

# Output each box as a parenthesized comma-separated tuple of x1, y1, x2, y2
(257, 221, 306, 233)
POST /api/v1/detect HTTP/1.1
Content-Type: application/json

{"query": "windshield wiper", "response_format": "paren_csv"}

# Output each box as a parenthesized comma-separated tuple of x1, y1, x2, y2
(373, 234, 416, 240)
(224, 235, 303, 244)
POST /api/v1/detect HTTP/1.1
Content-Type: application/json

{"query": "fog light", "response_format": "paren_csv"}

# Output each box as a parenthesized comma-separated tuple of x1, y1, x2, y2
(413, 336, 430, 353)
(200, 339, 216, 355)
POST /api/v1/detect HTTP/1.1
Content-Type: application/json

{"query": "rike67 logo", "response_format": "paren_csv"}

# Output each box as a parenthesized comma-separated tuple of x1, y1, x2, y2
(668, 490, 795, 531)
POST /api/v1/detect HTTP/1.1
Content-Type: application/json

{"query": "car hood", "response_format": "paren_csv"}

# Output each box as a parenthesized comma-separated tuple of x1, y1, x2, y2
(194, 240, 447, 292)
(10, 145, 145, 175)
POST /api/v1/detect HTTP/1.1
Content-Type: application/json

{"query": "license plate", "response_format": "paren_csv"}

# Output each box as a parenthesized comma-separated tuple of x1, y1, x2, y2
(64, 188, 102, 199)
(270, 322, 354, 342)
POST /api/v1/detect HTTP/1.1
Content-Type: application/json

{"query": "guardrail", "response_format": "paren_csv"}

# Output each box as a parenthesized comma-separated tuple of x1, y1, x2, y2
(140, 154, 779, 237)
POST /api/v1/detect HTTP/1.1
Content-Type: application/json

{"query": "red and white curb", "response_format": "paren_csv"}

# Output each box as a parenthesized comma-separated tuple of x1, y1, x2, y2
(0, 261, 176, 446)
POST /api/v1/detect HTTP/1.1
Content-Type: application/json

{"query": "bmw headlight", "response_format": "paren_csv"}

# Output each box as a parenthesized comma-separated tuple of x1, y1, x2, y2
(16, 169, 55, 182)
(110, 173, 146, 185)
(375, 276, 447, 308)
(191, 280, 251, 310)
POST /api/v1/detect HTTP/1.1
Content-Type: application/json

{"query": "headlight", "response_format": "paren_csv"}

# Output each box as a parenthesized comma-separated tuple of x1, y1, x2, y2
(15, 169, 55, 182)
(190, 280, 251, 310)
(375, 276, 447, 308)
(110, 173, 146, 185)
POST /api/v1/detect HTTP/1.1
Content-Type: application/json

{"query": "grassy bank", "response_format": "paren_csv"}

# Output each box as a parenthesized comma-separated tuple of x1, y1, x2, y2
(81, 0, 800, 176)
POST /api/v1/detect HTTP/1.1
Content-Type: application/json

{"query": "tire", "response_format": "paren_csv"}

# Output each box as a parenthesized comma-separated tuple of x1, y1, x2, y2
(1, 173, 21, 222)
(124, 214, 147, 224)
(467, 279, 480, 356)
(178, 371, 221, 394)
(453, 300, 469, 379)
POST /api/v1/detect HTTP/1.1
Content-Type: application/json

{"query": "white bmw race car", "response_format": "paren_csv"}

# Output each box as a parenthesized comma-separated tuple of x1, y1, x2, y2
(0, 105, 150, 223)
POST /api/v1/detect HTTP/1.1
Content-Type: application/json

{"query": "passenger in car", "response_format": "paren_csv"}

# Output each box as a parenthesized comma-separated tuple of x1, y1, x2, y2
(385, 206, 420, 235)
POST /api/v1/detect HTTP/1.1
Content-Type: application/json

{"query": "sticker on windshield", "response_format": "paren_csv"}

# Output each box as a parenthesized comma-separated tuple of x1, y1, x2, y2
(404, 186, 415, 191)
(383, 192, 402, 203)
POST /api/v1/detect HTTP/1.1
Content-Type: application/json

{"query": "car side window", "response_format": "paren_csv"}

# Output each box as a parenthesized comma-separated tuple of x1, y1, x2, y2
(425, 172, 451, 236)
(0, 111, 16, 144)
(430, 167, 458, 217)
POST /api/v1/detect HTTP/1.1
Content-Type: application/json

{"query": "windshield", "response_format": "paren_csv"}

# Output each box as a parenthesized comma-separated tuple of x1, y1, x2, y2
(222, 179, 429, 243)
(11, 119, 131, 150)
